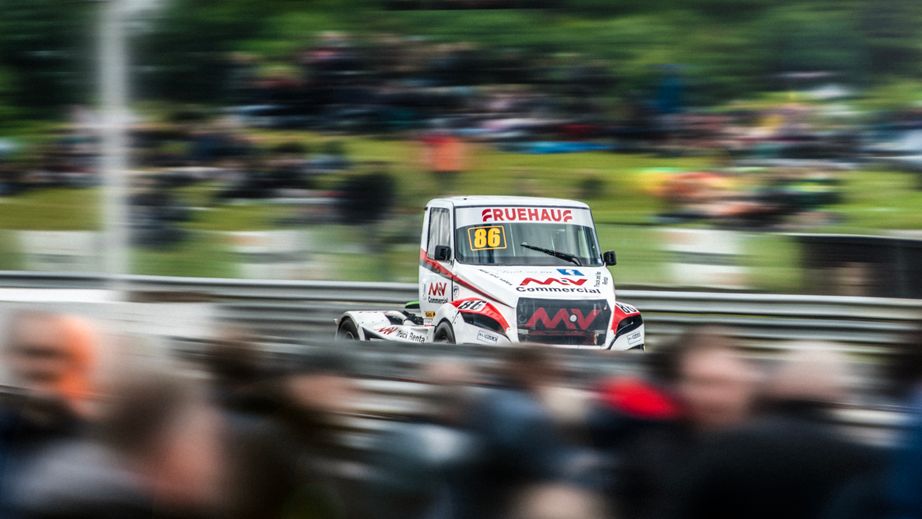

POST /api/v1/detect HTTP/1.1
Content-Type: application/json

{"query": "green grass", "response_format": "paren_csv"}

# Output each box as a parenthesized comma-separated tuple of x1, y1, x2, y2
(2, 133, 921, 286)
(826, 169, 922, 231)
(132, 231, 236, 278)
(0, 188, 99, 230)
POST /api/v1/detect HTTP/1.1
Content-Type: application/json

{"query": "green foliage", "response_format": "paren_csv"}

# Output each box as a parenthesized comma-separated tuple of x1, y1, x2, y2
(2, 0, 922, 117)
(0, 0, 94, 111)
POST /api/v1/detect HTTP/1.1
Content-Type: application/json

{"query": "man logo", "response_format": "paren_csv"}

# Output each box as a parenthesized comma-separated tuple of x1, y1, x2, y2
(525, 308, 601, 330)
(428, 282, 447, 296)
(520, 277, 588, 286)
(556, 269, 584, 277)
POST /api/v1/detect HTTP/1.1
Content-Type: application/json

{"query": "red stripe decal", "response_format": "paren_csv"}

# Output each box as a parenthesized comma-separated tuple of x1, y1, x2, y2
(419, 249, 509, 307)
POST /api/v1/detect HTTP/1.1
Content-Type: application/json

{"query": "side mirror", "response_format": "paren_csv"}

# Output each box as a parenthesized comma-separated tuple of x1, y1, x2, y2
(434, 245, 452, 262)
(603, 250, 617, 266)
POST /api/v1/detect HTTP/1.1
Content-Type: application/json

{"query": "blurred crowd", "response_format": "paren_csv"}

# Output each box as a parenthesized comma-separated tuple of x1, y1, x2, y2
(3, 312, 922, 519)
(4, 32, 922, 241)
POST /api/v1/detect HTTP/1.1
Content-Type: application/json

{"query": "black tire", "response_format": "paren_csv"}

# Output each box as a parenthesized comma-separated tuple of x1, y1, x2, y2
(337, 318, 360, 341)
(433, 321, 456, 344)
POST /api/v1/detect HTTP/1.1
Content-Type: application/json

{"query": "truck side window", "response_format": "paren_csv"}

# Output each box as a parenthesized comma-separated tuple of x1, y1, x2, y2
(427, 208, 449, 259)
(437, 209, 451, 252)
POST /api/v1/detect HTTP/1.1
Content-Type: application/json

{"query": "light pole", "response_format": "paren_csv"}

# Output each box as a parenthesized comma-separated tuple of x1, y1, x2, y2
(98, 0, 130, 296)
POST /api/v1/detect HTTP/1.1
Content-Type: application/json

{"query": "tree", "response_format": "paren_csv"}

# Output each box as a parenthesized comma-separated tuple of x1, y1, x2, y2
(0, 0, 94, 112)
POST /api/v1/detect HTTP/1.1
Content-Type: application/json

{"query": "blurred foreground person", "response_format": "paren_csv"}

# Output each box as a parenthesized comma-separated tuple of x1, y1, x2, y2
(202, 329, 298, 519)
(451, 346, 588, 519)
(883, 332, 922, 519)
(14, 370, 224, 519)
(272, 351, 359, 519)
(203, 327, 268, 414)
(611, 327, 757, 519)
(660, 345, 880, 519)
(507, 484, 608, 519)
(0, 312, 99, 517)
(214, 348, 357, 519)
(367, 359, 476, 519)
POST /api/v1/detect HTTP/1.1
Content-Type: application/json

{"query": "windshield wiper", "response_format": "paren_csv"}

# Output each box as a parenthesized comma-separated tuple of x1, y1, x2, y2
(520, 243, 582, 266)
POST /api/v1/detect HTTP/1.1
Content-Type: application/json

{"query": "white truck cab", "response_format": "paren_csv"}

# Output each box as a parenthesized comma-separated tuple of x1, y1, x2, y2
(337, 196, 644, 350)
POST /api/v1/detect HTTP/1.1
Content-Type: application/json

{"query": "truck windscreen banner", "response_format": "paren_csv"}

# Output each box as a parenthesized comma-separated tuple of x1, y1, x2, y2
(456, 206, 594, 227)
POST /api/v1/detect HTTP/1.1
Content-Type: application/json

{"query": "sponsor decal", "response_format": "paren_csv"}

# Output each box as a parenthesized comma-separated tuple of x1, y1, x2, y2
(616, 302, 639, 314)
(557, 268, 584, 277)
(427, 281, 449, 304)
(517, 277, 600, 293)
(419, 248, 509, 307)
(409, 331, 426, 343)
(457, 299, 487, 311)
(521, 277, 587, 286)
(477, 269, 513, 286)
(525, 308, 602, 330)
(481, 207, 573, 223)
(381, 327, 426, 343)
(452, 285, 460, 298)
(628, 331, 642, 345)
(517, 286, 602, 294)
(477, 330, 499, 343)
(593, 271, 602, 288)
(424, 311, 435, 318)
(453, 298, 512, 332)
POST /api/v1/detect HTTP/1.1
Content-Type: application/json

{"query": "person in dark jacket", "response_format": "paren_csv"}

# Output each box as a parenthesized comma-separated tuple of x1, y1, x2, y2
(14, 371, 224, 519)
(449, 346, 587, 519)
(603, 326, 758, 519)
(0, 312, 98, 518)
(659, 346, 881, 519)
(883, 332, 922, 519)
(366, 359, 477, 519)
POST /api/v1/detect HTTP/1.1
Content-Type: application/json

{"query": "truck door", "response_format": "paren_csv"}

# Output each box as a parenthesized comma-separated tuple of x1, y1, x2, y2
(419, 206, 453, 324)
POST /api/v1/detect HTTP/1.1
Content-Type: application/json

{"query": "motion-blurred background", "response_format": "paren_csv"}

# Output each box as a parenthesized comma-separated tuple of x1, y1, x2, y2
(1, 0, 921, 295)
(3, 2, 922, 519)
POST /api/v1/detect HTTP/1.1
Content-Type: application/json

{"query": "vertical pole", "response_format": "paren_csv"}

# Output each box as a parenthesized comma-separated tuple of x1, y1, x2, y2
(99, 0, 129, 296)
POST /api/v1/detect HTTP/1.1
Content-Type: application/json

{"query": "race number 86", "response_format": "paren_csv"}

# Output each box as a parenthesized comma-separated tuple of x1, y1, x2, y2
(468, 225, 507, 251)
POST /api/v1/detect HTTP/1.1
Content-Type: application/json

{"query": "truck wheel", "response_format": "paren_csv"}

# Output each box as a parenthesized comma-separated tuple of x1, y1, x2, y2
(433, 321, 455, 344)
(337, 318, 360, 340)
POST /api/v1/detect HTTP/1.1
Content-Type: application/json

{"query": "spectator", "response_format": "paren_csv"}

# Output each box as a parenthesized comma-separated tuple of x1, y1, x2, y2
(660, 345, 881, 519)
(265, 351, 359, 519)
(612, 326, 758, 519)
(203, 327, 268, 413)
(507, 483, 609, 519)
(587, 376, 681, 516)
(0, 312, 99, 518)
(208, 344, 352, 519)
(451, 346, 587, 519)
(367, 359, 477, 519)
(882, 332, 922, 519)
(14, 370, 224, 518)
(309, 141, 352, 174)
(421, 129, 466, 194)
(335, 165, 396, 226)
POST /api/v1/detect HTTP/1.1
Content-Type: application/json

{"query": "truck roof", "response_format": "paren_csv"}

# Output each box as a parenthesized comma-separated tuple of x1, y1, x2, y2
(431, 196, 590, 209)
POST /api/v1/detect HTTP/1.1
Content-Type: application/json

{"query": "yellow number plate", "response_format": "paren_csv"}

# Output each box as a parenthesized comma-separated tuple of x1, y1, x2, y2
(467, 225, 507, 251)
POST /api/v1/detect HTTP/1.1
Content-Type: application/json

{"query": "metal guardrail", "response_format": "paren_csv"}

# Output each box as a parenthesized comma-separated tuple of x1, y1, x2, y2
(1, 271, 920, 352)
(1, 272, 917, 449)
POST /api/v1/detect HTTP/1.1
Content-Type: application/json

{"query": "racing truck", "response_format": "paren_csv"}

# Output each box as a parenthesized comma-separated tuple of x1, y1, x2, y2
(336, 196, 645, 350)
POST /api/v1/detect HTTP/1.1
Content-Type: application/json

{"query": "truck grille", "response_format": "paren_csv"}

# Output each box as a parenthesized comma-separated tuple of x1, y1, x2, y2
(516, 298, 611, 346)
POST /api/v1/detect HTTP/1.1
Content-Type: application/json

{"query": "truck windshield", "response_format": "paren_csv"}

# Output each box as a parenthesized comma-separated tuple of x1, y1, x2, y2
(455, 222, 603, 266)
